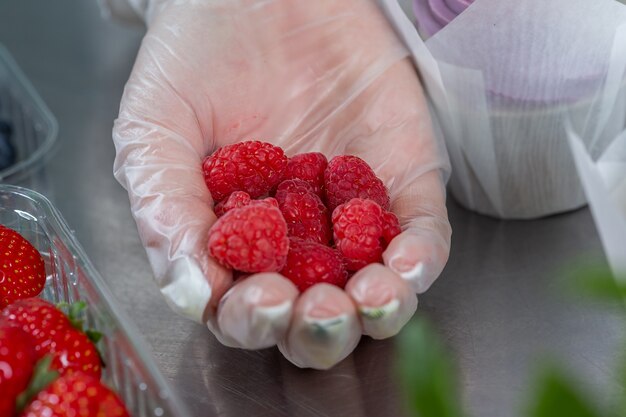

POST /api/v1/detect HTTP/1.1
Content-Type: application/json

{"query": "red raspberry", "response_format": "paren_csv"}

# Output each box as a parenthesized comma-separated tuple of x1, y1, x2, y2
(275, 178, 314, 201)
(275, 180, 331, 245)
(281, 152, 327, 197)
(280, 238, 348, 292)
(332, 198, 401, 271)
(208, 204, 289, 273)
(252, 197, 279, 209)
(215, 191, 251, 217)
(202, 141, 288, 202)
(324, 155, 390, 212)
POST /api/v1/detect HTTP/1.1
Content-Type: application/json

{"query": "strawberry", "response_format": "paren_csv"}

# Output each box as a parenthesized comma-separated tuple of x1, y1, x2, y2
(19, 372, 129, 417)
(0, 225, 46, 308)
(2, 298, 69, 357)
(0, 324, 37, 417)
(48, 328, 101, 379)
(2, 298, 102, 379)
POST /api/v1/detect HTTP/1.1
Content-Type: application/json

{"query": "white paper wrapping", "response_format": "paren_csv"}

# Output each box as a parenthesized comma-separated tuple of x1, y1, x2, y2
(383, 0, 626, 218)
(568, 127, 626, 278)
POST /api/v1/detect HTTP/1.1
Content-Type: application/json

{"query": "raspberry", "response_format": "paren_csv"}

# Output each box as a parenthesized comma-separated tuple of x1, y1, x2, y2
(275, 179, 314, 201)
(208, 204, 289, 273)
(332, 198, 401, 271)
(281, 152, 327, 197)
(324, 155, 390, 212)
(202, 141, 288, 202)
(214, 192, 278, 218)
(275, 180, 331, 244)
(215, 191, 251, 217)
(253, 197, 280, 209)
(280, 238, 348, 292)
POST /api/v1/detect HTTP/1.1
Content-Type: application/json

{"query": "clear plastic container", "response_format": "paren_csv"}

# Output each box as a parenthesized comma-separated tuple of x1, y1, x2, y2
(0, 44, 58, 184)
(0, 185, 192, 417)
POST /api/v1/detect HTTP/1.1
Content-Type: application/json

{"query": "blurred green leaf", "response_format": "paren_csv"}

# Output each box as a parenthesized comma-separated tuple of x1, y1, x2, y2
(396, 317, 463, 417)
(527, 365, 604, 417)
(563, 261, 626, 303)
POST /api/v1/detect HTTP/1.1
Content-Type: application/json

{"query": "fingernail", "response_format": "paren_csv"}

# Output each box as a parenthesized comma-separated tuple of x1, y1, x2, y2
(390, 259, 431, 293)
(255, 300, 293, 323)
(248, 300, 294, 348)
(360, 297, 417, 340)
(303, 314, 351, 341)
(389, 256, 423, 276)
(281, 313, 361, 370)
(359, 298, 400, 321)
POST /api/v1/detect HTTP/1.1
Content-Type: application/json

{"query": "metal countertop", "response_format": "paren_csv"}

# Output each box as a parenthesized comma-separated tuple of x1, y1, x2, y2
(0, 2, 622, 416)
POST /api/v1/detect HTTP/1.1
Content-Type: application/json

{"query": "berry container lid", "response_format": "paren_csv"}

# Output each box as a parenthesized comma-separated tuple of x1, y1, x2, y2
(0, 44, 58, 184)
(0, 185, 192, 417)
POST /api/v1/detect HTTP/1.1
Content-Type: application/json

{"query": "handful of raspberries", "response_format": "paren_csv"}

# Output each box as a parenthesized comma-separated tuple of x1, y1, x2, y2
(203, 141, 401, 292)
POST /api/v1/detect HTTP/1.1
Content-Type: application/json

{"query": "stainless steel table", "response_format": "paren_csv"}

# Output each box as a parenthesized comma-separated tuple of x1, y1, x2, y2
(0, 2, 623, 416)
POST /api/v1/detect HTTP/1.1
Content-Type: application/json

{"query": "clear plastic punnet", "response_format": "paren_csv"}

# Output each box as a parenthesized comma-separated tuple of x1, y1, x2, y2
(0, 185, 192, 417)
(0, 44, 58, 185)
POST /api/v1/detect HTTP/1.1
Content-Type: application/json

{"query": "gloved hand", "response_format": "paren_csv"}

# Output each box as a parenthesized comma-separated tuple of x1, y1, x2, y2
(112, 0, 451, 369)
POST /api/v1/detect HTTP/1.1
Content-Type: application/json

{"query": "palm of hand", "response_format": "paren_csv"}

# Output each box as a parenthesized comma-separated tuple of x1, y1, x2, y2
(114, 0, 450, 369)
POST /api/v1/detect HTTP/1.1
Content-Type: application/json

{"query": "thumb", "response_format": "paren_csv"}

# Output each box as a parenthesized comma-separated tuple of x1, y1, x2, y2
(112, 30, 232, 323)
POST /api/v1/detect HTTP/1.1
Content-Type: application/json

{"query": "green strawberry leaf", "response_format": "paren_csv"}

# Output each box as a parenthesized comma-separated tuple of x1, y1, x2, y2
(56, 300, 87, 331)
(527, 365, 603, 417)
(15, 355, 59, 412)
(85, 328, 103, 344)
(396, 317, 464, 417)
(56, 300, 106, 368)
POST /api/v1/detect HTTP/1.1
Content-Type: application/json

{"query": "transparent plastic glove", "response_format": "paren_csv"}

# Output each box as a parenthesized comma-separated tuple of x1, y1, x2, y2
(112, 0, 451, 370)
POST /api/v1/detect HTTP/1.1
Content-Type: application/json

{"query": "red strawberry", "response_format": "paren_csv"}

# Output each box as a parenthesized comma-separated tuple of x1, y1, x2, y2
(281, 152, 327, 197)
(202, 141, 288, 202)
(208, 204, 289, 273)
(48, 328, 101, 379)
(275, 180, 331, 245)
(2, 299, 102, 379)
(332, 198, 401, 271)
(324, 155, 390, 212)
(0, 225, 46, 308)
(280, 238, 348, 292)
(0, 324, 36, 417)
(2, 298, 69, 357)
(19, 372, 129, 417)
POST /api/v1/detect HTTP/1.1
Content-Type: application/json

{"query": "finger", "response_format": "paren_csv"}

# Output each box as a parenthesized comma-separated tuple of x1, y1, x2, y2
(385, 169, 451, 293)
(278, 284, 361, 370)
(112, 29, 232, 323)
(217, 274, 299, 349)
(345, 264, 417, 339)
(341, 61, 451, 293)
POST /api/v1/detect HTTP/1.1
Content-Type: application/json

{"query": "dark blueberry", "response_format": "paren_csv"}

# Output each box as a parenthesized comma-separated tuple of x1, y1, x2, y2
(0, 120, 16, 170)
